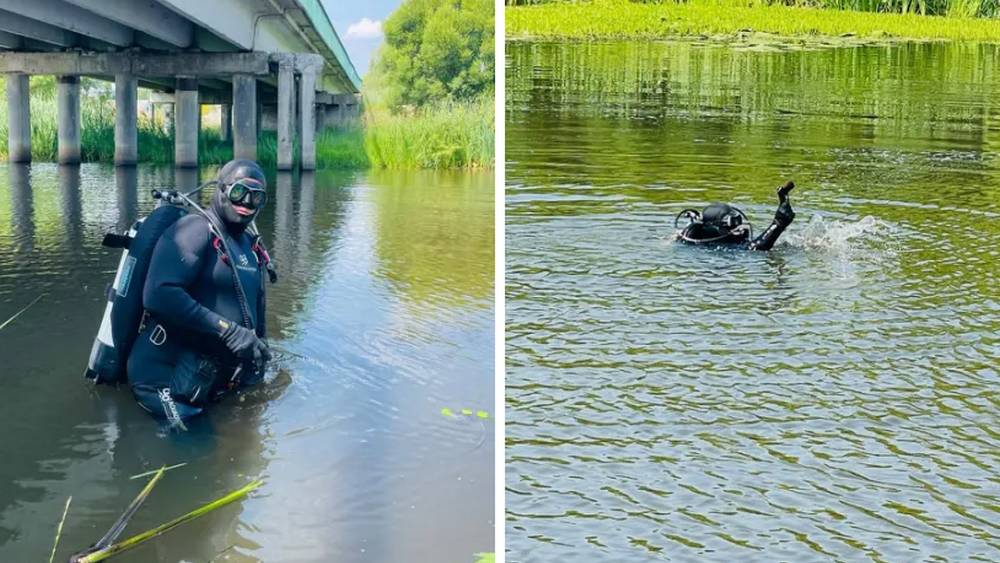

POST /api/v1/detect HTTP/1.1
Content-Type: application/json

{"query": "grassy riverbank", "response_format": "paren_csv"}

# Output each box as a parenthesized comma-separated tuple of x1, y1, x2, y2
(507, 0, 1000, 43)
(364, 97, 493, 169)
(0, 77, 489, 169)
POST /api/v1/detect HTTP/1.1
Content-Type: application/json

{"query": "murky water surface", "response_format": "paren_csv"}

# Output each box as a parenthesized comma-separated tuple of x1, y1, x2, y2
(0, 164, 493, 561)
(506, 41, 1000, 561)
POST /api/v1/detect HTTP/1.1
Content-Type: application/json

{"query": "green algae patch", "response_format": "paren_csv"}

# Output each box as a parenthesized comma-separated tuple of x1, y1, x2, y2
(507, 1, 1000, 44)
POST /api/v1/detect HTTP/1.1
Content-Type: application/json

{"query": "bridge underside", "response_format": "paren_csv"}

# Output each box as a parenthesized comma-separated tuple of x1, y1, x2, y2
(0, 0, 362, 169)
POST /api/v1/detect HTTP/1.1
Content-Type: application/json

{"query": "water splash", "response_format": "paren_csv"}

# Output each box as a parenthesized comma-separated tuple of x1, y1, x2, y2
(784, 213, 894, 253)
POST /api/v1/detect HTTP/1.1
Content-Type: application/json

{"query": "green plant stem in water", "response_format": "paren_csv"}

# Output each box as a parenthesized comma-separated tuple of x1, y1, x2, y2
(129, 462, 187, 480)
(48, 496, 72, 563)
(93, 466, 166, 550)
(507, 0, 1000, 43)
(0, 293, 45, 332)
(74, 479, 263, 563)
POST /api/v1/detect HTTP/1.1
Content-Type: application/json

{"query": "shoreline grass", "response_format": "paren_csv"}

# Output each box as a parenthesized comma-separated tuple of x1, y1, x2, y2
(507, 0, 1000, 43)
(363, 96, 494, 169)
(1, 78, 491, 170)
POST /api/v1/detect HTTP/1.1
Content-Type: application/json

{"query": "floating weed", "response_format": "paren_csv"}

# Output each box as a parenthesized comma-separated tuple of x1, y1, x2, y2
(507, 0, 1000, 43)
(441, 407, 491, 419)
(475, 552, 495, 563)
(73, 479, 262, 562)
(129, 462, 188, 480)
(48, 496, 72, 563)
(0, 293, 45, 332)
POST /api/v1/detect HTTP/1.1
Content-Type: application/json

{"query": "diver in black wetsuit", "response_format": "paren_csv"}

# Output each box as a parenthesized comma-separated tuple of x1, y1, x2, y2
(676, 181, 796, 251)
(127, 160, 271, 427)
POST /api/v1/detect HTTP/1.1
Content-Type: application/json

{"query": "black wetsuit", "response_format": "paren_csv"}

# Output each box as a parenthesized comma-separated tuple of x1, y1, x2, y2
(127, 210, 265, 424)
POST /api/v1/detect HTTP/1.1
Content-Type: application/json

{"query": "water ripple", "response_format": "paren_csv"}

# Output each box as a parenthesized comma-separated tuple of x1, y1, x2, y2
(507, 40, 1000, 562)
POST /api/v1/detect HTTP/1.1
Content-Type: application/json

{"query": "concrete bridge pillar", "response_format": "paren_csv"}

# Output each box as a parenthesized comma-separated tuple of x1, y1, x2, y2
(299, 67, 317, 170)
(232, 74, 256, 160)
(276, 58, 295, 170)
(174, 76, 199, 167)
(114, 74, 138, 166)
(220, 103, 231, 142)
(6, 73, 31, 163)
(57, 76, 81, 164)
(162, 103, 175, 136)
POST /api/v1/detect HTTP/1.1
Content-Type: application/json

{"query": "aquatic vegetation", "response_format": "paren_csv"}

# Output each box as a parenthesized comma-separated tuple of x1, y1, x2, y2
(363, 97, 495, 169)
(441, 407, 491, 419)
(129, 462, 188, 480)
(506, 0, 1000, 42)
(0, 293, 44, 332)
(72, 475, 262, 562)
(48, 496, 72, 563)
(510, 0, 1000, 18)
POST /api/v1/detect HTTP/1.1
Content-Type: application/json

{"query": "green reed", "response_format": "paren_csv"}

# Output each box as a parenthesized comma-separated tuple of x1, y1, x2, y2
(363, 96, 494, 169)
(507, 0, 1000, 17)
(507, 0, 1000, 42)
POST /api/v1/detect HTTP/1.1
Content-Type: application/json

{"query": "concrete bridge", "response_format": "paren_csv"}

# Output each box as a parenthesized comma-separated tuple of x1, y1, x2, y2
(0, 0, 362, 169)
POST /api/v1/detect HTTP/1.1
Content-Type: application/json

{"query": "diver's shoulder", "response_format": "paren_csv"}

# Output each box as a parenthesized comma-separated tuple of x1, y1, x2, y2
(167, 212, 212, 246)
(172, 212, 210, 230)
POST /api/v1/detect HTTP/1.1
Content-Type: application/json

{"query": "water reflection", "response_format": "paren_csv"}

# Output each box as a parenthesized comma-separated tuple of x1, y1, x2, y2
(9, 164, 33, 253)
(59, 164, 82, 252)
(173, 166, 199, 193)
(507, 40, 1000, 562)
(115, 166, 138, 232)
(297, 171, 316, 274)
(370, 170, 494, 313)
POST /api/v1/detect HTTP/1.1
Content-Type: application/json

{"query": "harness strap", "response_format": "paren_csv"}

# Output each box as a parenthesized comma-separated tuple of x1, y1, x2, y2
(678, 223, 750, 244)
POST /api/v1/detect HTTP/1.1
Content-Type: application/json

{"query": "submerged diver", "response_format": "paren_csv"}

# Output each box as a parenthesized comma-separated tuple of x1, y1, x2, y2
(675, 181, 796, 251)
(127, 160, 272, 427)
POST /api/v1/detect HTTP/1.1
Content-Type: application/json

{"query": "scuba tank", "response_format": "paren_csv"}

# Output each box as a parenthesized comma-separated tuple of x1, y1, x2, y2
(84, 200, 189, 384)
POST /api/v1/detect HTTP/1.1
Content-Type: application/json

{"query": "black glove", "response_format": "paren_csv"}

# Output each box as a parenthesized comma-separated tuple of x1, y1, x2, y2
(220, 323, 270, 363)
(778, 180, 795, 203)
(775, 181, 795, 226)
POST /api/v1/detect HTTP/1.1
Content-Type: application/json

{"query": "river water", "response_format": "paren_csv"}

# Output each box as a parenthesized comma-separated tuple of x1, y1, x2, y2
(0, 164, 494, 561)
(506, 41, 999, 561)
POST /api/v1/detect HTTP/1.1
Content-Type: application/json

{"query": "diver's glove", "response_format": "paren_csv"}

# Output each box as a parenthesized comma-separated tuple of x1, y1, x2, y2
(220, 322, 270, 363)
(775, 181, 796, 226)
(778, 180, 795, 203)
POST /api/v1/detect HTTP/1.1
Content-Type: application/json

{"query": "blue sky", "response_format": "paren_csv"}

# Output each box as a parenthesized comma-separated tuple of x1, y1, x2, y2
(323, 0, 401, 78)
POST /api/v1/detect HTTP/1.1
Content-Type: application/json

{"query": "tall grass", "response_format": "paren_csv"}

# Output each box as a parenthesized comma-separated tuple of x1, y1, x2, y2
(508, 0, 1000, 17)
(507, 0, 1000, 42)
(363, 96, 494, 169)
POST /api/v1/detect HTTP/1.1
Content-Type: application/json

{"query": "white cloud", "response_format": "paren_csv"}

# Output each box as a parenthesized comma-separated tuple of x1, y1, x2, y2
(345, 18, 382, 40)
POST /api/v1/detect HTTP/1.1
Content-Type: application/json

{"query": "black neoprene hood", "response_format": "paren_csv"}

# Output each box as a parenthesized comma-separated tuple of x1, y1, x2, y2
(212, 159, 267, 233)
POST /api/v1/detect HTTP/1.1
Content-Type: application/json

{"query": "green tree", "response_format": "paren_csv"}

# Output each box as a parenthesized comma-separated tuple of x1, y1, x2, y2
(370, 0, 493, 110)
